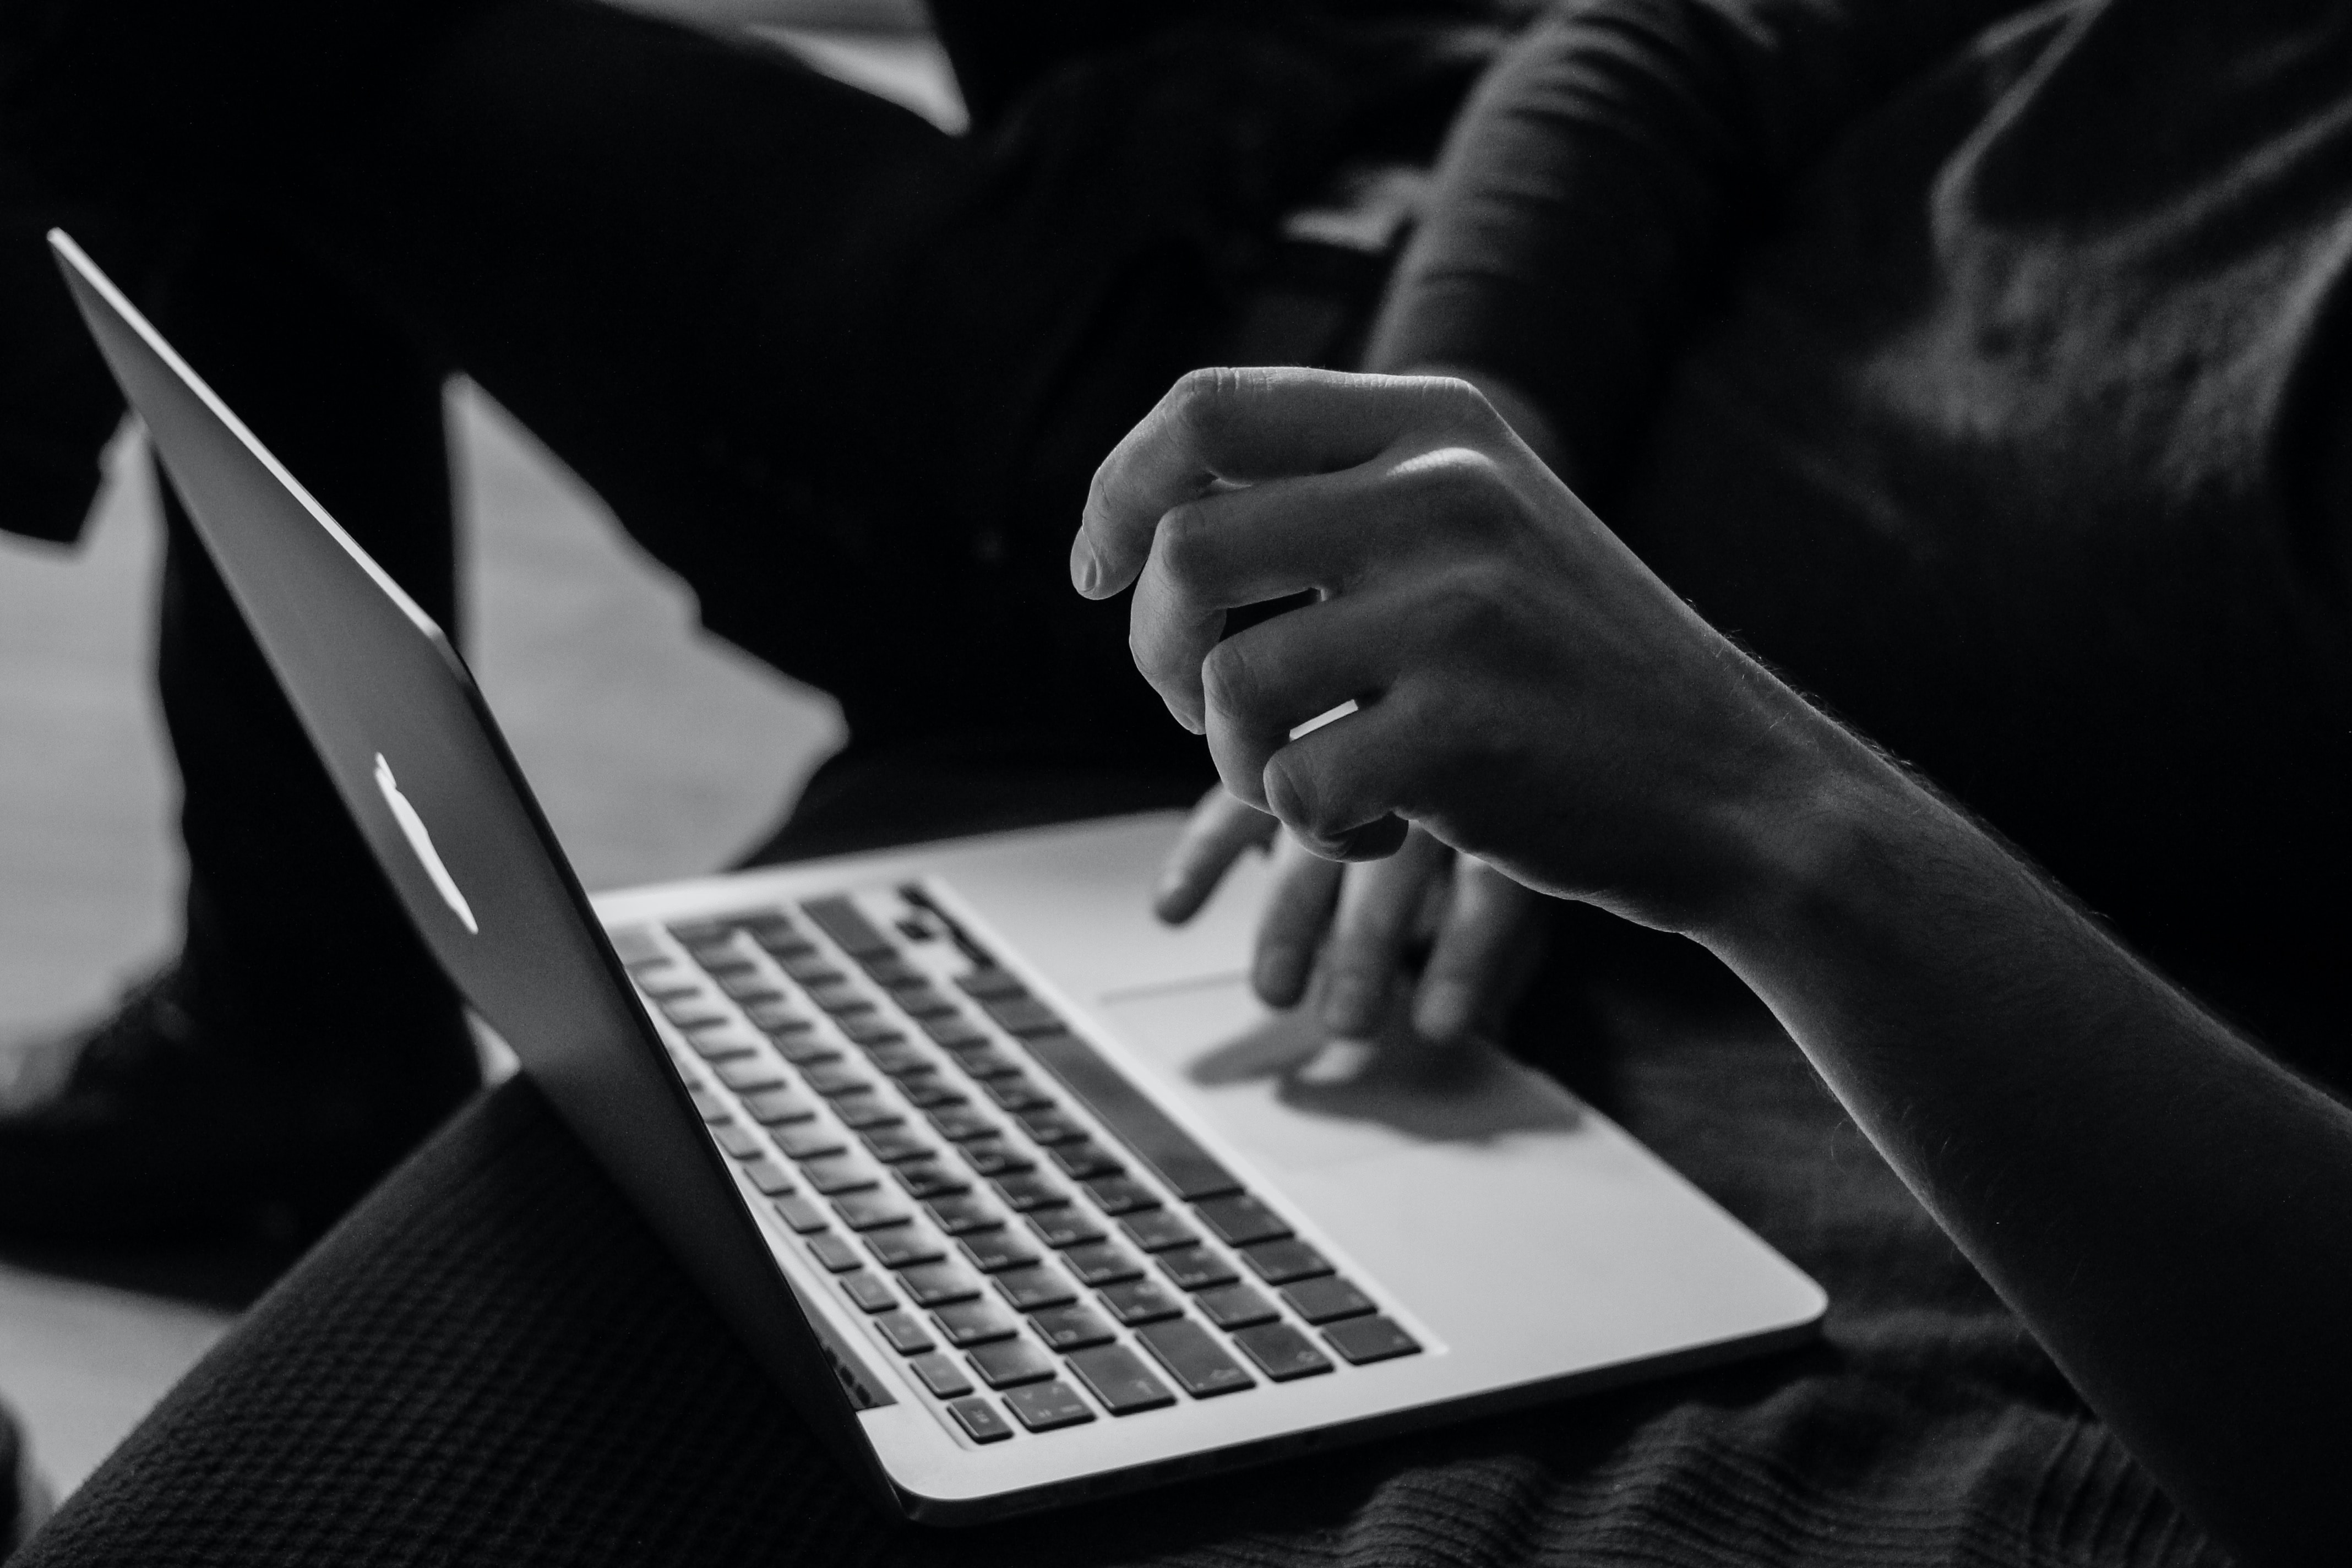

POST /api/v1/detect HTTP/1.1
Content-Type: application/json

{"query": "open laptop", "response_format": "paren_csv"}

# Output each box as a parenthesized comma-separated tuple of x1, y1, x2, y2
(51, 228, 1823, 1522)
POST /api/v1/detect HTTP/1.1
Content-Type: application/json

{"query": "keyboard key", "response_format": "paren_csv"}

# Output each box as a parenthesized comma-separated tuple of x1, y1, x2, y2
(1240, 1239, 1333, 1285)
(831, 1093, 903, 1131)
(801, 1154, 881, 1195)
(926, 1106, 999, 1142)
(973, 1075, 1047, 1113)
(686, 1085, 731, 1124)
(769, 1124, 847, 1162)
(992, 1264, 1078, 1313)
(866, 1224, 946, 1270)
(948, 1045, 1025, 1080)
(805, 1233, 862, 1272)
(1097, 1280, 1185, 1326)
(659, 999, 730, 1029)
(1156, 1245, 1239, 1292)
(861, 1126, 934, 1164)
(894, 1162, 972, 1201)
(891, 983, 959, 1017)
(930, 1300, 1019, 1347)
(958, 1229, 1041, 1273)
(1012, 1107, 1086, 1145)
(1322, 1315, 1421, 1365)
(777, 954, 846, 987)
(712, 1123, 764, 1159)
(992, 1173, 1068, 1212)
(768, 1032, 842, 1067)
(772, 1195, 830, 1233)
(684, 1030, 759, 1063)
(1231, 1322, 1334, 1382)
(745, 916, 813, 955)
(897, 1075, 968, 1109)
(1194, 1283, 1280, 1330)
(967, 1336, 1058, 1390)
(740, 1087, 816, 1125)
(955, 967, 1027, 1000)
(799, 1061, 873, 1098)
(717, 972, 783, 1003)
(1281, 1276, 1377, 1324)
(874, 1311, 934, 1355)
(1025, 1206, 1105, 1250)
(1191, 1194, 1292, 1248)
(863, 1041, 933, 1077)
(808, 984, 874, 1019)
(1134, 1319, 1255, 1398)
(1003, 1381, 1096, 1433)
(715, 1057, 787, 1092)
(924, 1194, 1003, 1235)
(898, 1261, 982, 1307)
(1022, 1031, 1242, 1201)
(803, 896, 896, 960)
(1119, 1211, 1200, 1253)
(841, 1272, 897, 1313)
(948, 1396, 1018, 1443)
(741, 999, 812, 1033)
(910, 1351, 973, 1398)
(960, 1140, 1034, 1178)
(859, 955, 923, 988)
(979, 995, 1065, 1038)
(921, 1015, 990, 1050)
(865, 1128, 936, 1166)
(741, 1158, 797, 1196)
(1060, 1241, 1142, 1287)
(831, 1191, 911, 1231)
(1081, 1176, 1159, 1216)
(1066, 1344, 1178, 1415)
(1047, 1142, 1125, 1181)
(838, 1015, 903, 1046)
(1027, 1303, 1117, 1352)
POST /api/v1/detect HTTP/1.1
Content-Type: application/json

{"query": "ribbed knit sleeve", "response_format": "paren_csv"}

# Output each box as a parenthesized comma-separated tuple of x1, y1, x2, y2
(1367, 0, 2033, 490)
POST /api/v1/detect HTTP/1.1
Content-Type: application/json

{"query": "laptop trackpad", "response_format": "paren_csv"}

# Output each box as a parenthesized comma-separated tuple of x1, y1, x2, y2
(1098, 977, 1581, 1175)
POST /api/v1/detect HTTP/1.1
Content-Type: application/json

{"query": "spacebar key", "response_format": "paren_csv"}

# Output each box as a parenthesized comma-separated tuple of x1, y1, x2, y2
(1020, 1031, 1240, 1201)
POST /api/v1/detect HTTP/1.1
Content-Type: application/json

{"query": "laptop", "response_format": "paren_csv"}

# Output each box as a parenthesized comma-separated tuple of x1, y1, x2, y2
(51, 228, 1825, 1522)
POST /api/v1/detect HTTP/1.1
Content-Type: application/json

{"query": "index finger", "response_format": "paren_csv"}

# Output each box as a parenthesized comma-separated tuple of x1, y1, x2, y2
(1071, 367, 1483, 600)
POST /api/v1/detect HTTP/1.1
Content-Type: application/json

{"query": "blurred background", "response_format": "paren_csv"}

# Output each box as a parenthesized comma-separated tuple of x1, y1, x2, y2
(0, 0, 961, 1508)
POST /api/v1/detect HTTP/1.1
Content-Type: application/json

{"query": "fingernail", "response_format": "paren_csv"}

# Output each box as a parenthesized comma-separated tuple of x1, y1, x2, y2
(1295, 1039, 1375, 1086)
(1322, 974, 1377, 1036)
(1415, 981, 1474, 1043)
(1255, 945, 1306, 1006)
(1069, 537, 1100, 596)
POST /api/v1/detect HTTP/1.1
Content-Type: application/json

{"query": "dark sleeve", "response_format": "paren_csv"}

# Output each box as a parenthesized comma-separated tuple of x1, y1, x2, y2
(1367, 0, 2033, 490)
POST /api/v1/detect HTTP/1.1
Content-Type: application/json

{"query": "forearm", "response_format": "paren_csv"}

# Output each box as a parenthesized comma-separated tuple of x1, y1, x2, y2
(1697, 723, 2352, 1564)
(1368, 0, 2027, 489)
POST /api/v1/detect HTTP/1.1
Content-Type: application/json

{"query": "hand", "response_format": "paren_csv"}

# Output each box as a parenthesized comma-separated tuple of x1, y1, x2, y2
(1073, 366, 1829, 935)
(1155, 786, 1545, 1042)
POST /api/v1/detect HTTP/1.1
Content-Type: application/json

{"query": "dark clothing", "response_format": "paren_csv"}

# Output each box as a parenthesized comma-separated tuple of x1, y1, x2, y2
(1382, 0, 2352, 1074)
(1, 1, 2349, 1556)
(4, 1, 1466, 1051)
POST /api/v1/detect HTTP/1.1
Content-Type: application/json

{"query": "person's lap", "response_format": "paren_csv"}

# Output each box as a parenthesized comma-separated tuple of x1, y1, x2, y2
(7, 881, 2226, 1565)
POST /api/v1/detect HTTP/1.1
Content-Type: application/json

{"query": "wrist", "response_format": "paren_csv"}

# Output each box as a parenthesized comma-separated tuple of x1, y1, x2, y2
(1680, 703, 1932, 962)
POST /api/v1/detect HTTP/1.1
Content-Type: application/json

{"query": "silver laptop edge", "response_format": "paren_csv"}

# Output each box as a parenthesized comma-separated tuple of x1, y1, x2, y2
(46, 230, 898, 1506)
(51, 227, 1826, 1523)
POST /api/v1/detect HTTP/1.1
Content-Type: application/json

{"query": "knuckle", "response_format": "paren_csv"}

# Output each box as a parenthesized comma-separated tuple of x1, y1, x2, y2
(1153, 501, 1220, 588)
(1168, 366, 1250, 444)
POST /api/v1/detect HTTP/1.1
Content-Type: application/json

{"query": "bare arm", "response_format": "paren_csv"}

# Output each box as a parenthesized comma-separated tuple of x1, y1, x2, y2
(1076, 365, 2352, 1565)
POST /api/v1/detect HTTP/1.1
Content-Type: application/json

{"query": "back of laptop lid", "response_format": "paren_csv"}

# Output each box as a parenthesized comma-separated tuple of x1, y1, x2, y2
(48, 230, 890, 1488)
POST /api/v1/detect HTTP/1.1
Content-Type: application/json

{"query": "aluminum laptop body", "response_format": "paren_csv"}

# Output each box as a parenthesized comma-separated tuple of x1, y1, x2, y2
(52, 229, 1825, 1522)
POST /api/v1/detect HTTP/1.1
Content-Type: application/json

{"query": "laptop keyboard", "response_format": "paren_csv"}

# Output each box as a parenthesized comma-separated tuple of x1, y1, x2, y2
(612, 888, 1421, 1444)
